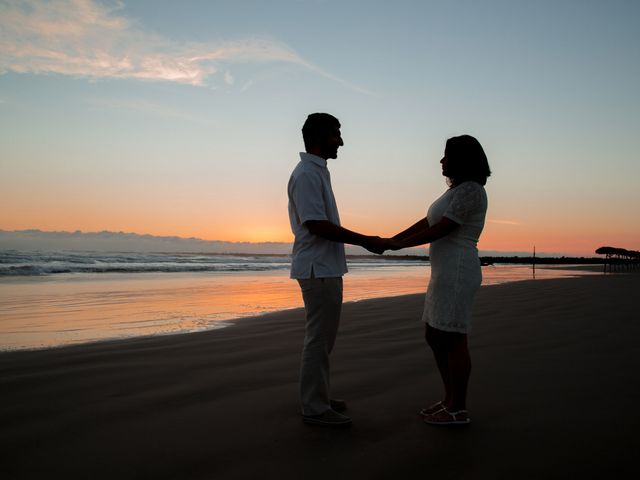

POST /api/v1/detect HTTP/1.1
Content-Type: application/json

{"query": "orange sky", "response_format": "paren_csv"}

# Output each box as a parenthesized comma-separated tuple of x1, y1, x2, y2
(2, 198, 636, 256)
(1, 1, 639, 258)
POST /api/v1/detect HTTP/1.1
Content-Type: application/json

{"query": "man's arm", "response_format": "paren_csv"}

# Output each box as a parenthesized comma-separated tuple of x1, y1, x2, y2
(305, 220, 387, 254)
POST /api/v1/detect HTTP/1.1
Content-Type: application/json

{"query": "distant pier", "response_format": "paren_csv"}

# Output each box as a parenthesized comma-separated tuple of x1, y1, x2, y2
(596, 246, 640, 273)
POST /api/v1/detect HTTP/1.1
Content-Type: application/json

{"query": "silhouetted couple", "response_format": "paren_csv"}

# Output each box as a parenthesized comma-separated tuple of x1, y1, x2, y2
(288, 113, 490, 427)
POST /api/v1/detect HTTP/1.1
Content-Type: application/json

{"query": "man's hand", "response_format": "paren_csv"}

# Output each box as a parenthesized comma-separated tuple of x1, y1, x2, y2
(363, 237, 407, 254)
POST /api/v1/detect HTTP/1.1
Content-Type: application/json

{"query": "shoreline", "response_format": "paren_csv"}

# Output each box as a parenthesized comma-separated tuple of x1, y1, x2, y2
(536, 264, 605, 272)
(1, 273, 639, 478)
(0, 266, 604, 353)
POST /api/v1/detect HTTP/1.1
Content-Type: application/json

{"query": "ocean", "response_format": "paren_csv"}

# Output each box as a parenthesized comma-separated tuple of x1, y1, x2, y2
(0, 251, 599, 351)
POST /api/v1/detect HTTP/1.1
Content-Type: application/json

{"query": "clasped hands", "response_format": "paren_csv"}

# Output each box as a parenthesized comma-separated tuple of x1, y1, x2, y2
(363, 236, 405, 255)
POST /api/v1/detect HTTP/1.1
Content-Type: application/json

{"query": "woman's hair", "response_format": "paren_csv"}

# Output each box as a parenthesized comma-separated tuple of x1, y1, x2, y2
(445, 135, 491, 186)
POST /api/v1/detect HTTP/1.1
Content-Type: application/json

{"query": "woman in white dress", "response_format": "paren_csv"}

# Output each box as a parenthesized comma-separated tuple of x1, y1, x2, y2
(390, 135, 490, 426)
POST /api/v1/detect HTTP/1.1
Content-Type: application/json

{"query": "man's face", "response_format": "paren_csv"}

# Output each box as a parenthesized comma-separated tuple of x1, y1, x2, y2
(319, 126, 344, 160)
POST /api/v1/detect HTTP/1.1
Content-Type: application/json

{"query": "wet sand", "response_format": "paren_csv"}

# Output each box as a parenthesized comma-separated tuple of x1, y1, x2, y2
(1, 274, 638, 479)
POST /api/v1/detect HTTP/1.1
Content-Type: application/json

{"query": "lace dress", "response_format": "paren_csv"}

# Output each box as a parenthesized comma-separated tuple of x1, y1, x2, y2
(422, 181, 488, 333)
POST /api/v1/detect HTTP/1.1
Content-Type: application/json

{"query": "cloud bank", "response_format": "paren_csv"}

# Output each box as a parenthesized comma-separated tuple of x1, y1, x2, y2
(0, 230, 580, 257)
(0, 230, 428, 256)
(0, 0, 343, 88)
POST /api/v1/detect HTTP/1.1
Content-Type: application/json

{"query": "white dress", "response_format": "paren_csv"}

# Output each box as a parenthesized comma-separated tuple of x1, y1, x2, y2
(422, 181, 488, 333)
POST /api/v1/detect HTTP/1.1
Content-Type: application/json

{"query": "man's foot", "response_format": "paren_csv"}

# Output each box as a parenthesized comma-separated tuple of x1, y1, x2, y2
(330, 399, 347, 412)
(423, 408, 470, 426)
(418, 400, 445, 417)
(303, 409, 352, 427)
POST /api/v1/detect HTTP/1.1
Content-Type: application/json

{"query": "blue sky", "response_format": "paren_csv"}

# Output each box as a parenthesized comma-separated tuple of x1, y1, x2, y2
(1, 0, 639, 255)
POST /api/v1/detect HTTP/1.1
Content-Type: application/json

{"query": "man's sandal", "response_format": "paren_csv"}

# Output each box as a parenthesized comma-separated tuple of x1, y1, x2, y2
(418, 401, 445, 417)
(424, 407, 471, 426)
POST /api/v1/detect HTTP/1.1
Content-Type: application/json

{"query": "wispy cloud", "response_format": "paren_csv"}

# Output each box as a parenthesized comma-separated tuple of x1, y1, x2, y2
(488, 219, 522, 226)
(0, 0, 371, 94)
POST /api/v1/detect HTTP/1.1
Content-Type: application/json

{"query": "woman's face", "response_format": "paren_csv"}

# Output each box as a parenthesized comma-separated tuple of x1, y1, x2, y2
(440, 151, 451, 177)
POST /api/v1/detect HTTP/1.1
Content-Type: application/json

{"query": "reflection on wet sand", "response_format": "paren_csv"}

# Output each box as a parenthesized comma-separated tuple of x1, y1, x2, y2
(0, 266, 598, 350)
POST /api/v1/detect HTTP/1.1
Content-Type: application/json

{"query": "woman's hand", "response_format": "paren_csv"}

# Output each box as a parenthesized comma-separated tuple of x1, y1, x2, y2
(383, 238, 406, 251)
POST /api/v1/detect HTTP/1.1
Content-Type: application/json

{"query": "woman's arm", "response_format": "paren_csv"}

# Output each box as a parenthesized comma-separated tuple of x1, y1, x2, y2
(392, 217, 429, 241)
(395, 217, 460, 248)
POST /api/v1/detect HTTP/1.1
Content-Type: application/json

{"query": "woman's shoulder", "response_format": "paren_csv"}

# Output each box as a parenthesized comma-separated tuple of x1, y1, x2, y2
(454, 180, 486, 193)
(450, 181, 487, 211)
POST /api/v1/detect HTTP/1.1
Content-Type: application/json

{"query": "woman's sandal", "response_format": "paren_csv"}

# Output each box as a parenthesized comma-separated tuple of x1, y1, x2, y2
(423, 407, 471, 426)
(418, 401, 445, 417)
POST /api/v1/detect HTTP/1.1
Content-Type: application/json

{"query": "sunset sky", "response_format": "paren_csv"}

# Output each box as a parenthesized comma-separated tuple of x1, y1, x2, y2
(1, 0, 639, 256)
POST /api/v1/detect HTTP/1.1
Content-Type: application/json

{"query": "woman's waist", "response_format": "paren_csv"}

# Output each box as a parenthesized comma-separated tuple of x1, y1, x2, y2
(430, 237, 479, 251)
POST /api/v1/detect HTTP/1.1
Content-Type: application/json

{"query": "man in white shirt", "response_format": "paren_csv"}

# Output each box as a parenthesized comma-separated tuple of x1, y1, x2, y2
(288, 113, 387, 427)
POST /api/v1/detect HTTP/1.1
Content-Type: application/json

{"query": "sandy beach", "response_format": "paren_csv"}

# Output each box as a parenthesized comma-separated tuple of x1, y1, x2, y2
(1, 273, 638, 479)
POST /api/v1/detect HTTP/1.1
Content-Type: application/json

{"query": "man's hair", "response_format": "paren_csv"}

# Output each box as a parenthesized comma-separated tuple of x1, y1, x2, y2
(445, 135, 492, 186)
(302, 113, 340, 150)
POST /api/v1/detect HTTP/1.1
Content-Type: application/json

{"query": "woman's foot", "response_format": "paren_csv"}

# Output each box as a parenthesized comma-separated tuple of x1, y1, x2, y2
(418, 401, 445, 417)
(423, 407, 470, 426)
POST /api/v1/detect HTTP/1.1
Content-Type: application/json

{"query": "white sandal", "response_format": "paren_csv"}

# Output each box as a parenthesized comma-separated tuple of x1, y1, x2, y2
(418, 401, 445, 417)
(424, 407, 471, 426)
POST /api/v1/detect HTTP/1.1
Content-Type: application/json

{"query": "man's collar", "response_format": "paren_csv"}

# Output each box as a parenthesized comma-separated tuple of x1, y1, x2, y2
(300, 152, 327, 168)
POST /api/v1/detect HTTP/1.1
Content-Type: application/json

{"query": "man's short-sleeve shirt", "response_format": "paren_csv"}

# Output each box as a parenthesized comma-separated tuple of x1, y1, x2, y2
(287, 152, 348, 279)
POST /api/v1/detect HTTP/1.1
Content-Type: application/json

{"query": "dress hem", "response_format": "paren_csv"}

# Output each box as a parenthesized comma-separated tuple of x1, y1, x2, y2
(424, 319, 470, 334)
